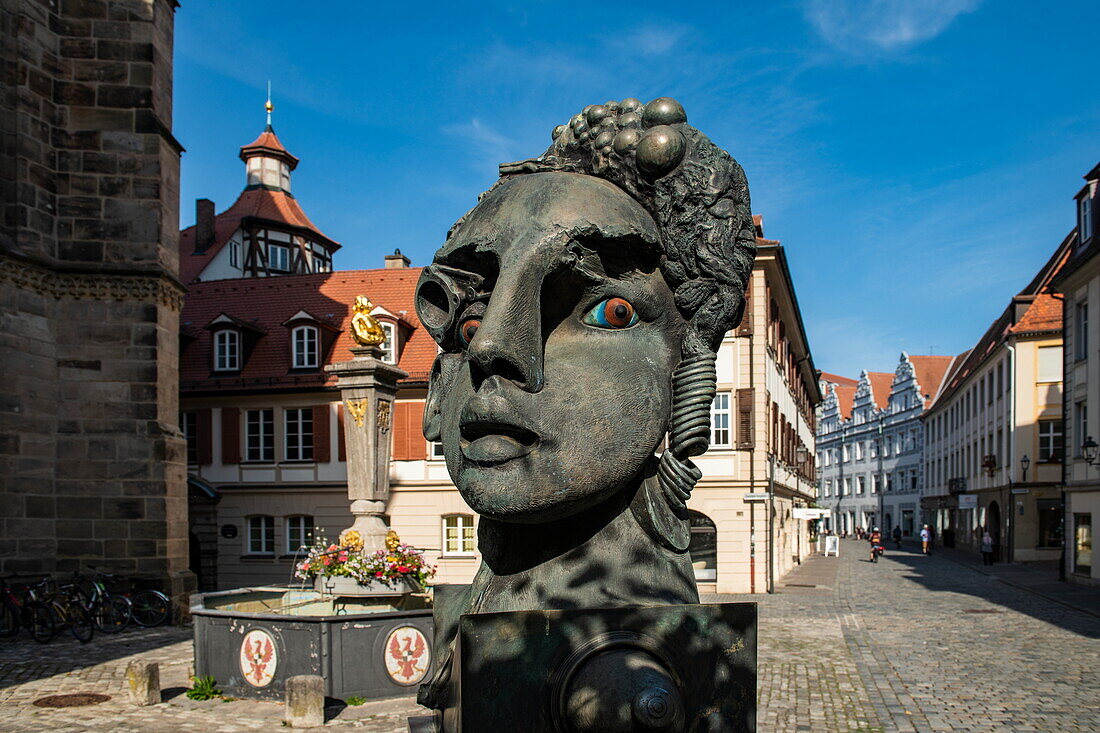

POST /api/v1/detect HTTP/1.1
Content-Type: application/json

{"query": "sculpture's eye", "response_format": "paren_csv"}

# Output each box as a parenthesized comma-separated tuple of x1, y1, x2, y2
(459, 319, 481, 346)
(582, 298, 638, 329)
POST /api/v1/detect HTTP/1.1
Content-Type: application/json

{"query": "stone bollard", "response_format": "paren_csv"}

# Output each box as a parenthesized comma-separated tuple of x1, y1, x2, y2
(285, 675, 325, 728)
(125, 660, 160, 706)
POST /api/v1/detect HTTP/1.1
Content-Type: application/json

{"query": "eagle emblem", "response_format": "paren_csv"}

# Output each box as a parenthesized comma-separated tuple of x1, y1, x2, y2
(383, 626, 429, 685)
(239, 629, 277, 687)
(346, 398, 368, 428)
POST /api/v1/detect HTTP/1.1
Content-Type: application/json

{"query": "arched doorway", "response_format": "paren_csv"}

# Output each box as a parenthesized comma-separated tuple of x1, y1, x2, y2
(688, 511, 717, 582)
(987, 501, 1001, 562)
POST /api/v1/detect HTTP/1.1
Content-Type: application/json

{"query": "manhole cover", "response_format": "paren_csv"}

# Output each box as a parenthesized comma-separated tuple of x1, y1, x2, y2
(32, 693, 111, 708)
(963, 609, 1003, 614)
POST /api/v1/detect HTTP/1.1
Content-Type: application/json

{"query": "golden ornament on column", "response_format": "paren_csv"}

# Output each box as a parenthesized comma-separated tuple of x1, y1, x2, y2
(351, 295, 386, 346)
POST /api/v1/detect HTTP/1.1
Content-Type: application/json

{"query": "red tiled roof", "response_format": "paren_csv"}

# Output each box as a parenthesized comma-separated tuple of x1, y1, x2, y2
(1008, 292, 1063, 334)
(908, 355, 954, 404)
(239, 126, 299, 169)
(820, 373, 858, 419)
(179, 188, 338, 284)
(866, 371, 893, 410)
(180, 268, 435, 393)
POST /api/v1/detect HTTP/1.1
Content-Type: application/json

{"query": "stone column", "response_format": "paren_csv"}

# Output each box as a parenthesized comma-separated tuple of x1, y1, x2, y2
(326, 345, 407, 552)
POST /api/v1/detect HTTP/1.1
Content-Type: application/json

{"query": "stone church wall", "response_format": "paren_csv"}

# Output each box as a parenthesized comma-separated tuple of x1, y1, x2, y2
(0, 0, 192, 604)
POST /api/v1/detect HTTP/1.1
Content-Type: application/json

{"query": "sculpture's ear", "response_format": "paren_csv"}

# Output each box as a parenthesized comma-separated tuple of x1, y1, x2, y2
(423, 353, 462, 442)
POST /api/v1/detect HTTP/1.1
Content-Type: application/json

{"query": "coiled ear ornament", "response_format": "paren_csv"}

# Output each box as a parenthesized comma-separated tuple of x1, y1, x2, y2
(633, 352, 717, 551)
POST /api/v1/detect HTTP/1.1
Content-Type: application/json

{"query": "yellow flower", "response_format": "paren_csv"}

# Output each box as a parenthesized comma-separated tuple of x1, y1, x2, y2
(339, 529, 365, 552)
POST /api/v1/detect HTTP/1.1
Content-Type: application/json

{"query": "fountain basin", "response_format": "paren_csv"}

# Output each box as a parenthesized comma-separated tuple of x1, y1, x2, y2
(192, 586, 433, 701)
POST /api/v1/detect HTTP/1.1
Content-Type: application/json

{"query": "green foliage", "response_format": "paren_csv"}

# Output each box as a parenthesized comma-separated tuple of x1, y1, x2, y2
(346, 695, 367, 706)
(185, 675, 222, 701)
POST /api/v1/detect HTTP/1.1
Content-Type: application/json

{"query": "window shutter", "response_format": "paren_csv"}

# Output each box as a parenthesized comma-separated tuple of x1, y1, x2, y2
(736, 388, 754, 450)
(312, 404, 330, 463)
(406, 402, 426, 460)
(392, 402, 409, 460)
(737, 275, 753, 335)
(196, 408, 212, 465)
(221, 407, 240, 464)
(337, 404, 346, 462)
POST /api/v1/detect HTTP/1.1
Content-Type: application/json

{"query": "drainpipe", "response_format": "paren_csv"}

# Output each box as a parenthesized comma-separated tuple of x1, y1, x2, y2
(767, 452, 776, 593)
(1007, 342, 1016, 563)
(1050, 289, 1067, 582)
(749, 334, 756, 594)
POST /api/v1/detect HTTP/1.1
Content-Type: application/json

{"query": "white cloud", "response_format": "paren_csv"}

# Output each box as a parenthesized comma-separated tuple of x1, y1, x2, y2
(804, 0, 982, 54)
(442, 118, 523, 173)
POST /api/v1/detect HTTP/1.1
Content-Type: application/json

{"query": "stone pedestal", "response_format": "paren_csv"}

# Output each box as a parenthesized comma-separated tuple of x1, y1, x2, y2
(326, 346, 407, 552)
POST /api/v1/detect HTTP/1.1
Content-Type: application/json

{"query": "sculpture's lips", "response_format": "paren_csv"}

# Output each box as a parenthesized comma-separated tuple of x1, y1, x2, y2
(459, 419, 538, 465)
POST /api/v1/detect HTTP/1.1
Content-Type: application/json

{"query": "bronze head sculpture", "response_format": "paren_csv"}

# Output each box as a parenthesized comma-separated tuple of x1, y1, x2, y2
(415, 95, 755, 620)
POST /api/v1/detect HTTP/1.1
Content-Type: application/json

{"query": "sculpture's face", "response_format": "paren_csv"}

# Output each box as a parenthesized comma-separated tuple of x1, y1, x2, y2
(419, 173, 685, 523)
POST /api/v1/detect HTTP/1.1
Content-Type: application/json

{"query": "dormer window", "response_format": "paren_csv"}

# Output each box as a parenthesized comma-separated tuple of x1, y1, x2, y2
(292, 325, 319, 369)
(1080, 197, 1093, 245)
(379, 322, 397, 365)
(214, 329, 240, 371)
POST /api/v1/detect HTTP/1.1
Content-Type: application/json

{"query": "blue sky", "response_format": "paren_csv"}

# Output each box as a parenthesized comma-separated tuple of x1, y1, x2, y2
(175, 0, 1099, 378)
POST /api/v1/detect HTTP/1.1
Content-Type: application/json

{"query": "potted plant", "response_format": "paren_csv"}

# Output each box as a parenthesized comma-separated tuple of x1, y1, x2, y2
(294, 529, 435, 597)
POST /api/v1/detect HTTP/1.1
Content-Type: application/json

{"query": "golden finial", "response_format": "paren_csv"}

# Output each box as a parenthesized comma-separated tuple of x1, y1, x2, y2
(385, 529, 401, 552)
(265, 81, 274, 126)
(351, 295, 386, 346)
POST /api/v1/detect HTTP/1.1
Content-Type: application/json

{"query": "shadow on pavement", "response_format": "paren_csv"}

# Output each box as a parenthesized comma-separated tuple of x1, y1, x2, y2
(869, 540, 1099, 639)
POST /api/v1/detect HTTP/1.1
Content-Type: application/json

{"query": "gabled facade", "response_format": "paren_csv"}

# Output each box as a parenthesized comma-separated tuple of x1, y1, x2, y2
(816, 354, 952, 536)
(178, 120, 340, 284)
(922, 232, 1073, 562)
(1053, 161, 1099, 585)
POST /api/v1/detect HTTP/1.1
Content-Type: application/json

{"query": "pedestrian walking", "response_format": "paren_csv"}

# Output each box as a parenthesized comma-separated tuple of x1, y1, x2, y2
(980, 529, 994, 566)
(920, 524, 931, 555)
(892, 526, 902, 549)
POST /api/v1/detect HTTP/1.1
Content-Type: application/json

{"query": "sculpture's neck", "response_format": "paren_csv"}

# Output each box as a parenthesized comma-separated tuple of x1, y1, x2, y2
(470, 479, 698, 613)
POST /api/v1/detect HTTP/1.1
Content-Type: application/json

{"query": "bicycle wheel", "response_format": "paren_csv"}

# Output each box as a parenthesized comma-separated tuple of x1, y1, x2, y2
(94, 595, 132, 633)
(63, 602, 94, 643)
(0, 598, 20, 638)
(25, 601, 57, 644)
(130, 590, 170, 627)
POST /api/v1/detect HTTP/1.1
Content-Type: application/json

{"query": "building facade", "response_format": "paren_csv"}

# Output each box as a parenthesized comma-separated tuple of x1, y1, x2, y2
(1054, 161, 1099, 585)
(922, 234, 1072, 561)
(817, 354, 952, 537)
(0, 0, 192, 604)
(179, 126, 821, 594)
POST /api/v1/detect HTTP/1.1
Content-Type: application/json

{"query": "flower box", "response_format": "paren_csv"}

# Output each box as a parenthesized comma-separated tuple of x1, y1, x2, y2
(313, 575, 420, 597)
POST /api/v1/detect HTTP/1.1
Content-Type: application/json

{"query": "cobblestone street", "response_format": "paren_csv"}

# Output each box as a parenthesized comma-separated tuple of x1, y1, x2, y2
(0, 540, 1096, 732)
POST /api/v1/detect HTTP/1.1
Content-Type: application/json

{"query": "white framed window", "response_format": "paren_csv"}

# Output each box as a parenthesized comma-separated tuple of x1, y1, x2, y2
(379, 322, 397, 364)
(268, 243, 290, 272)
(1080, 197, 1093, 243)
(1076, 402, 1089, 458)
(1038, 420, 1064, 460)
(842, 444, 850, 462)
(181, 411, 198, 465)
(213, 329, 240, 371)
(285, 515, 314, 554)
(1077, 301, 1089, 361)
(856, 476, 865, 494)
(824, 480, 832, 497)
(292, 325, 319, 369)
(430, 441, 446, 460)
(229, 242, 240, 269)
(854, 442, 863, 461)
(245, 408, 274, 462)
(247, 516, 274, 555)
(823, 450, 831, 467)
(442, 514, 476, 556)
(710, 393, 731, 447)
(285, 408, 314, 462)
(843, 477, 851, 495)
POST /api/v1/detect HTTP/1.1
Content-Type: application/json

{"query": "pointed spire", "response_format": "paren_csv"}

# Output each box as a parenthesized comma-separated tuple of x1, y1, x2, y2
(265, 80, 274, 129)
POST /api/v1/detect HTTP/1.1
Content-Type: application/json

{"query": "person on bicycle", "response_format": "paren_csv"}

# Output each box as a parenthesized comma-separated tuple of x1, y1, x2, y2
(892, 525, 902, 549)
(868, 527, 883, 562)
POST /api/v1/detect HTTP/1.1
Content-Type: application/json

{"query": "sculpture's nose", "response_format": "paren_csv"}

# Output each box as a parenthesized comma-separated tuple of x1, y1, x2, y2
(466, 271, 544, 393)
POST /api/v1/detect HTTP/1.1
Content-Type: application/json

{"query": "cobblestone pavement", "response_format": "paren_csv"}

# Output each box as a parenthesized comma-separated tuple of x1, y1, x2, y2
(0, 542, 1096, 731)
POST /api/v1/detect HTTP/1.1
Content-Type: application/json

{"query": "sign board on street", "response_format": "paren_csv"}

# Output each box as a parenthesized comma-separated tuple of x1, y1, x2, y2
(958, 494, 978, 509)
(743, 493, 769, 501)
(793, 508, 830, 519)
(823, 535, 840, 557)
(1010, 488, 1030, 495)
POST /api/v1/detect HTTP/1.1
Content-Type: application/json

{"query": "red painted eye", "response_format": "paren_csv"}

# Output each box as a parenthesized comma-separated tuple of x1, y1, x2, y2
(602, 298, 635, 328)
(459, 319, 480, 346)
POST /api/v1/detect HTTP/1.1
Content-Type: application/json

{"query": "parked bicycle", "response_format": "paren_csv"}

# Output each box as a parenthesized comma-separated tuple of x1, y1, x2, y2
(1, 577, 58, 644)
(72, 571, 132, 633)
(44, 579, 94, 643)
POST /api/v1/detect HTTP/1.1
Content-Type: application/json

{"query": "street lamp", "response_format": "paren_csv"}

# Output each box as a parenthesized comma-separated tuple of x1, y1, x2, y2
(1084, 436, 1099, 466)
(795, 444, 809, 470)
(1020, 454, 1030, 483)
